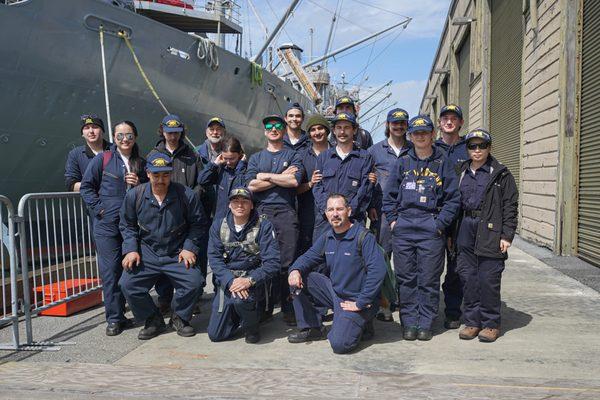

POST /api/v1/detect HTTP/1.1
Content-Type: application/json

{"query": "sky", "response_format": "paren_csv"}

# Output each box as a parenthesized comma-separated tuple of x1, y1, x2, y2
(207, 0, 450, 142)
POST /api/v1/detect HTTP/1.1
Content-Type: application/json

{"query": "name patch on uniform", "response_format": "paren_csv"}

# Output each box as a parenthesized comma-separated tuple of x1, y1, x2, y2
(352, 180, 358, 187)
(419, 196, 427, 203)
(406, 182, 416, 190)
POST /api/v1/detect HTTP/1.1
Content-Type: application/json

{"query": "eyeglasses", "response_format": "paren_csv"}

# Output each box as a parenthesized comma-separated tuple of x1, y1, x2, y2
(265, 122, 284, 130)
(116, 132, 135, 141)
(467, 142, 490, 150)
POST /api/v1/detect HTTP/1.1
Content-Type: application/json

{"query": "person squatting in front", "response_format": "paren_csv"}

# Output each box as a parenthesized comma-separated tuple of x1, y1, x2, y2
(456, 129, 518, 343)
(287, 193, 387, 354)
(80, 120, 147, 336)
(245, 114, 302, 324)
(382, 115, 460, 341)
(207, 188, 281, 344)
(118, 152, 209, 340)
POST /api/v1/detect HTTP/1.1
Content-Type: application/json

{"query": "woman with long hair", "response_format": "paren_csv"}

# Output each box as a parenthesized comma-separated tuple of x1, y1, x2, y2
(81, 120, 147, 336)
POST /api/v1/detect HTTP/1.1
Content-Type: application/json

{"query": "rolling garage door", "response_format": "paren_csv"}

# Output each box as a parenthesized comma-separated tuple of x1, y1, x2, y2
(457, 31, 470, 130)
(489, 0, 523, 189)
(578, 0, 600, 267)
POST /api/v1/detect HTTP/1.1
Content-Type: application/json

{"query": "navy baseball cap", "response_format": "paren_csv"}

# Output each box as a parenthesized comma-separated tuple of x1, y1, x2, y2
(146, 152, 173, 173)
(286, 102, 304, 116)
(207, 116, 226, 129)
(331, 112, 357, 126)
(161, 114, 184, 133)
(229, 187, 253, 201)
(440, 104, 463, 119)
(407, 115, 435, 134)
(262, 114, 286, 126)
(335, 97, 356, 110)
(387, 108, 409, 123)
(80, 114, 105, 133)
(465, 128, 492, 144)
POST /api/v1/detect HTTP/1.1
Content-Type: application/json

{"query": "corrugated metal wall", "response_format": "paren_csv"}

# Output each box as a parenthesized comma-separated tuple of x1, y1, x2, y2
(578, 0, 600, 267)
(489, 0, 523, 188)
(457, 31, 471, 130)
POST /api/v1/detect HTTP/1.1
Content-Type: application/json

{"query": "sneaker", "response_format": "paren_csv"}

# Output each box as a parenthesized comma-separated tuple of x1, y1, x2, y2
(478, 327, 500, 342)
(169, 314, 196, 337)
(287, 327, 326, 343)
(459, 326, 481, 340)
(444, 317, 461, 330)
(402, 326, 418, 341)
(106, 319, 134, 336)
(361, 320, 374, 341)
(283, 312, 297, 326)
(417, 328, 433, 341)
(245, 330, 261, 344)
(138, 314, 166, 340)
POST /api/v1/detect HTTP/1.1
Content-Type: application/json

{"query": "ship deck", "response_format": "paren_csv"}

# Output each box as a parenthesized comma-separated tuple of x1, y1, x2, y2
(1, 241, 600, 399)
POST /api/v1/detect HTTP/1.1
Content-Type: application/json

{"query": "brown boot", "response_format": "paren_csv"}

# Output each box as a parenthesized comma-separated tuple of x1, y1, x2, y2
(459, 326, 481, 340)
(478, 327, 500, 342)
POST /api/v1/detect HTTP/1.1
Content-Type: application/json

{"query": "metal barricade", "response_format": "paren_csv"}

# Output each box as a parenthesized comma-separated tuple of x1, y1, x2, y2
(0, 195, 19, 350)
(16, 192, 100, 350)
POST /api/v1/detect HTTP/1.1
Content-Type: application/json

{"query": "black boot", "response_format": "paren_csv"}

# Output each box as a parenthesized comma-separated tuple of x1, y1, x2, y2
(106, 319, 134, 336)
(403, 326, 418, 341)
(138, 314, 166, 340)
(169, 314, 196, 337)
(287, 327, 326, 343)
(245, 330, 261, 344)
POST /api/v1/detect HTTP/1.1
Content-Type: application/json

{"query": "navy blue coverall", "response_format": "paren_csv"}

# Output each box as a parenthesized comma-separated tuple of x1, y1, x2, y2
(435, 137, 468, 321)
(283, 130, 310, 152)
(312, 147, 374, 241)
(118, 182, 209, 323)
(207, 211, 281, 341)
(456, 160, 504, 329)
(290, 223, 386, 354)
(197, 159, 247, 221)
(245, 148, 303, 314)
(382, 146, 460, 330)
(80, 146, 147, 324)
(368, 139, 411, 253)
(64, 140, 110, 191)
(297, 145, 320, 256)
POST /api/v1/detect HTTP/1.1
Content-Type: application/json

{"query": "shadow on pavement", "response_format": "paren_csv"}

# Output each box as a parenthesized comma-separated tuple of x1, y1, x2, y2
(501, 301, 532, 335)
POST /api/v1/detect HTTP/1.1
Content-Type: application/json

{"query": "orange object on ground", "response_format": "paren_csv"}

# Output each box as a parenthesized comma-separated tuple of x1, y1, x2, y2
(35, 279, 102, 317)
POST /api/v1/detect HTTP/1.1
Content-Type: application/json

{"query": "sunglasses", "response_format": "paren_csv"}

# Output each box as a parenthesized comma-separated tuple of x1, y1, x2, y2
(467, 142, 490, 150)
(265, 122, 284, 130)
(116, 132, 135, 141)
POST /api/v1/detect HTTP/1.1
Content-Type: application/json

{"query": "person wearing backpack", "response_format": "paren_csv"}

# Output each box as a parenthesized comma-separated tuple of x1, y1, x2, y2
(119, 153, 209, 340)
(382, 115, 460, 341)
(287, 193, 387, 354)
(455, 129, 518, 343)
(80, 121, 147, 336)
(206, 188, 280, 344)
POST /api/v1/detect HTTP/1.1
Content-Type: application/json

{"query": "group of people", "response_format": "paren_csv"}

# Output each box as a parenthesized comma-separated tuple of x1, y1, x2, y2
(64, 98, 518, 354)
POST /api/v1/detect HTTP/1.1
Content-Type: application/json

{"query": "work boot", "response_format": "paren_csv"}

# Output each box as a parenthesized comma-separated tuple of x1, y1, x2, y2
(245, 330, 261, 344)
(287, 327, 326, 343)
(444, 317, 461, 329)
(361, 320, 375, 341)
(478, 327, 500, 342)
(417, 328, 433, 341)
(283, 311, 297, 326)
(106, 318, 134, 336)
(403, 326, 418, 341)
(138, 314, 166, 340)
(169, 314, 196, 337)
(459, 326, 481, 340)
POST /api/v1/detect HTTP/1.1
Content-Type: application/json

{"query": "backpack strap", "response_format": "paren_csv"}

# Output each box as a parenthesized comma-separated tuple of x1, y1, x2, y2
(102, 150, 112, 170)
(134, 183, 147, 213)
(356, 228, 369, 264)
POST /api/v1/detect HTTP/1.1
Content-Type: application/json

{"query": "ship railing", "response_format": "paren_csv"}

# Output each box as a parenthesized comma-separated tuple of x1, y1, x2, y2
(14, 192, 100, 350)
(137, 0, 242, 25)
(0, 195, 19, 350)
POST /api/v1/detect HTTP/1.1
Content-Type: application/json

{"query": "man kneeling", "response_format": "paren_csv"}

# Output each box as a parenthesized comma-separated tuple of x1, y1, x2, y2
(287, 193, 386, 354)
(119, 153, 209, 340)
(207, 188, 280, 343)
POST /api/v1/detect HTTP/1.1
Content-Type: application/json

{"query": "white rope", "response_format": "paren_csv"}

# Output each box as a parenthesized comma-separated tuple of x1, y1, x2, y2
(99, 26, 113, 142)
(196, 36, 219, 71)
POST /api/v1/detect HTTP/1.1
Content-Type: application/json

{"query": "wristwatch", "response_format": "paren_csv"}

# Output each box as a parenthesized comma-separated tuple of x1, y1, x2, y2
(247, 276, 256, 287)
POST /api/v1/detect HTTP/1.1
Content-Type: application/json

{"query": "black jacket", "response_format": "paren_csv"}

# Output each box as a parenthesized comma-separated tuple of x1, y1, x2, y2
(148, 139, 204, 189)
(458, 156, 519, 259)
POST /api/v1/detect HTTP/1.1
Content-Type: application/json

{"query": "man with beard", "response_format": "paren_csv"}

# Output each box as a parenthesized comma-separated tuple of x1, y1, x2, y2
(283, 102, 310, 152)
(434, 104, 469, 330)
(196, 116, 226, 165)
(65, 114, 110, 192)
(246, 115, 303, 323)
(287, 193, 386, 354)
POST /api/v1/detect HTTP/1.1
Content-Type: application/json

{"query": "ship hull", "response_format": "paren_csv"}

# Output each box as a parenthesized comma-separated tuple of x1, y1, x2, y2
(0, 0, 312, 202)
